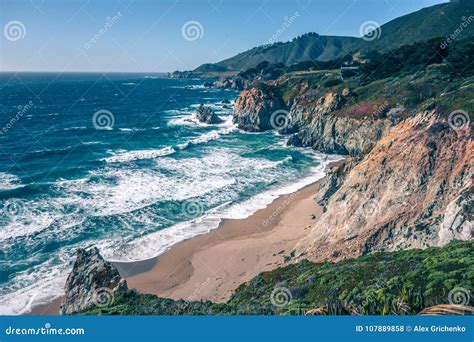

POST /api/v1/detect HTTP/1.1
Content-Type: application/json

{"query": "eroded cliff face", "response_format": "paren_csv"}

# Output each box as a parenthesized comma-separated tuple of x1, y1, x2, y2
(295, 110, 472, 262)
(234, 87, 398, 157)
(287, 92, 397, 157)
(233, 84, 472, 262)
(60, 247, 128, 314)
(233, 87, 287, 132)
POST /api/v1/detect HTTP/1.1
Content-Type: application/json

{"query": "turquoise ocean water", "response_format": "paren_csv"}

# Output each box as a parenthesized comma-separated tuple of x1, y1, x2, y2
(0, 73, 334, 314)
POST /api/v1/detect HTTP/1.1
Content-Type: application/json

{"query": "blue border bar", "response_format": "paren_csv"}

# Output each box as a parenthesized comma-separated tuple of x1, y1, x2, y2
(1, 316, 473, 342)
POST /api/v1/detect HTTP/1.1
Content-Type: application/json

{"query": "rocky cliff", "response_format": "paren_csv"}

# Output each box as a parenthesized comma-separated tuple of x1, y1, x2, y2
(295, 110, 472, 262)
(60, 247, 128, 314)
(287, 91, 398, 157)
(232, 68, 473, 262)
(233, 86, 287, 131)
(233, 86, 397, 157)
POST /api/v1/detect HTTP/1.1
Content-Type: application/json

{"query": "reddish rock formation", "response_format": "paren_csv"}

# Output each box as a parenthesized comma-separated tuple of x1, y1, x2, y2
(233, 87, 286, 131)
(295, 110, 473, 261)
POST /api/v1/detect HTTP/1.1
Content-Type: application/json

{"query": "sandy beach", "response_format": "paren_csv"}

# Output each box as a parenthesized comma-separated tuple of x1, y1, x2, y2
(116, 160, 343, 303)
(29, 160, 343, 314)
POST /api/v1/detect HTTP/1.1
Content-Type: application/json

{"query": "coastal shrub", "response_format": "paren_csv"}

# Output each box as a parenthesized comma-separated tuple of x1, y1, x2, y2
(445, 39, 474, 76)
(360, 38, 449, 81)
(229, 240, 474, 315)
(77, 241, 474, 316)
(323, 78, 343, 88)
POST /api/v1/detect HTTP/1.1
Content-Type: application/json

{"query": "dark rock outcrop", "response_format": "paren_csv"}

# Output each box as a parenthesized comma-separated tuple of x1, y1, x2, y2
(232, 87, 287, 131)
(214, 77, 244, 91)
(233, 86, 394, 156)
(195, 105, 223, 124)
(60, 247, 128, 315)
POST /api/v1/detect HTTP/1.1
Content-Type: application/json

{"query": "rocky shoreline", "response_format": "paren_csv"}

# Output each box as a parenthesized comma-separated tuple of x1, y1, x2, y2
(230, 67, 472, 263)
(56, 64, 473, 315)
(56, 70, 472, 315)
(56, 29, 473, 316)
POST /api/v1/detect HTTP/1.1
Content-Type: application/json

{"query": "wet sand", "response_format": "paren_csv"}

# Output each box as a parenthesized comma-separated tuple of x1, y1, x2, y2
(28, 160, 344, 314)
(121, 161, 343, 303)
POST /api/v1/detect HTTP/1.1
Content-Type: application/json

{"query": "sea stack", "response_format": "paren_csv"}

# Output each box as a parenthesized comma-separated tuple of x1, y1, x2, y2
(60, 247, 128, 315)
(195, 104, 223, 124)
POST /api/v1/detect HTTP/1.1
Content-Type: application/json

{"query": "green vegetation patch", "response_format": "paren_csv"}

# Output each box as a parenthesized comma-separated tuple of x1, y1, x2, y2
(78, 241, 473, 316)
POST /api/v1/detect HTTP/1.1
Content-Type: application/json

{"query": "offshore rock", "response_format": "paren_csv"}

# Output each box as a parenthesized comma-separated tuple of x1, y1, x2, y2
(196, 104, 223, 124)
(60, 247, 128, 315)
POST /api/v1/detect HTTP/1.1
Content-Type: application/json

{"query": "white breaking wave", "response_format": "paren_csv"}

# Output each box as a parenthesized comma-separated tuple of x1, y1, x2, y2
(63, 126, 87, 131)
(0, 243, 90, 315)
(59, 165, 236, 217)
(102, 146, 176, 163)
(0, 172, 23, 190)
(118, 128, 149, 132)
(177, 131, 220, 149)
(103, 152, 343, 262)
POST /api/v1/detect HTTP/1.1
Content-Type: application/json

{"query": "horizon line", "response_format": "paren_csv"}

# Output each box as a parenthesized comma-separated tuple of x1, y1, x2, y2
(0, 70, 172, 74)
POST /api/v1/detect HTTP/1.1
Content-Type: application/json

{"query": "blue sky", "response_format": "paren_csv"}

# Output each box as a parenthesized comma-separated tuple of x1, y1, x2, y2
(1, 0, 446, 72)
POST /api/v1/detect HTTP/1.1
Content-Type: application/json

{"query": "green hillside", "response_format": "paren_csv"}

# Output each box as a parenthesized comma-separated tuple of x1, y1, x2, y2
(364, 0, 474, 52)
(211, 33, 360, 71)
(192, 0, 474, 73)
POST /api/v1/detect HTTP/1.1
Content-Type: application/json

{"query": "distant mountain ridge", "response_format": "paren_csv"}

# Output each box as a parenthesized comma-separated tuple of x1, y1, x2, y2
(192, 0, 474, 73)
(365, 0, 474, 52)
(204, 34, 360, 71)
